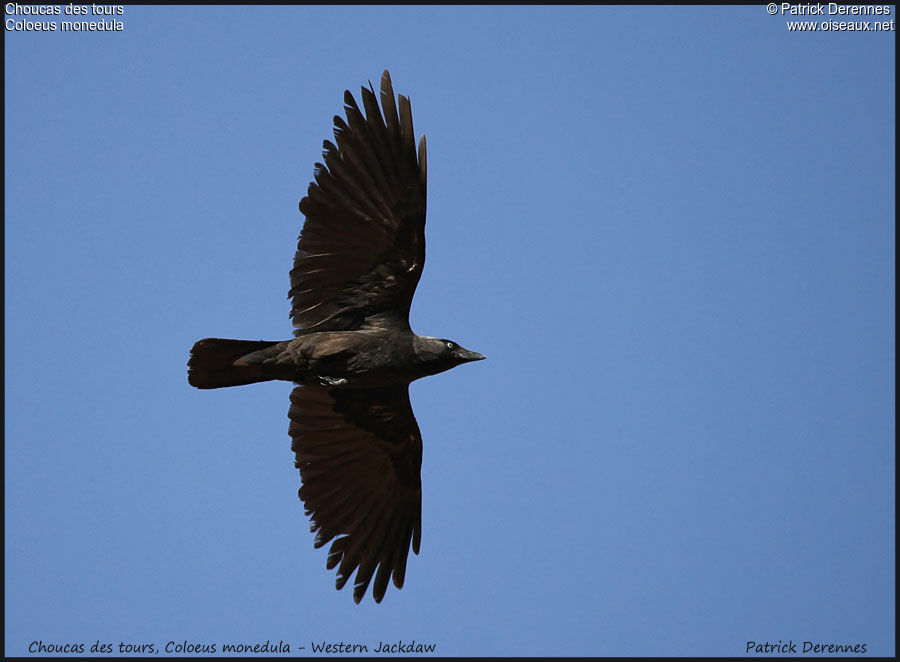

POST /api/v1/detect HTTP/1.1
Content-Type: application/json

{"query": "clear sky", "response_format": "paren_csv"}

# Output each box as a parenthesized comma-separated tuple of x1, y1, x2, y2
(4, 5, 895, 658)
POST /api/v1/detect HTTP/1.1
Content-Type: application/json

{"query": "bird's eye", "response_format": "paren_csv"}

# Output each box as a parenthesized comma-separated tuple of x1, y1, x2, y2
(446, 341, 456, 350)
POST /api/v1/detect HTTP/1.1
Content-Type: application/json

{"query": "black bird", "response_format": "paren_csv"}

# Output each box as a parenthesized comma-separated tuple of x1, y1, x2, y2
(187, 70, 484, 604)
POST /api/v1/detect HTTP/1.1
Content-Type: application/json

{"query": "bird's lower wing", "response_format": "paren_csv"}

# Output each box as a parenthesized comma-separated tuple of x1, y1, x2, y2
(288, 384, 422, 603)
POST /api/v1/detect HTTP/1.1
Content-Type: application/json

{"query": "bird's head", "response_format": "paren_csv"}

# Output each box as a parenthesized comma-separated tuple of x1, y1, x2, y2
(413, 336, 486, 376)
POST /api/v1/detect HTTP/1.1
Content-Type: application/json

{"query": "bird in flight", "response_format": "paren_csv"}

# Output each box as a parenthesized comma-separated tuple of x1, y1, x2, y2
(187, 70, 484, 603)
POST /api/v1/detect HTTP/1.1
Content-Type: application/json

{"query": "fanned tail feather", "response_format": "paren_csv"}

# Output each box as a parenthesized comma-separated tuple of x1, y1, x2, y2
(188, 338, 279, 389)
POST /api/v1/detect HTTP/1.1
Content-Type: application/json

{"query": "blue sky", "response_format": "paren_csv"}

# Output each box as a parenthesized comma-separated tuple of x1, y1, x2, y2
(4, 5, 894, 657)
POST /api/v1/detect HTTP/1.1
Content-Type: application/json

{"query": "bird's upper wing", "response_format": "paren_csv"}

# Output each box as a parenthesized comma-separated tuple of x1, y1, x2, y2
(289, 384, 422, 603)
(290, 70, 427, 334)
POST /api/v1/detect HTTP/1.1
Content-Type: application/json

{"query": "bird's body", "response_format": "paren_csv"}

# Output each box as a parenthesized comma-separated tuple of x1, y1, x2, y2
(187, 70, 483, 604)
(191, 330, 481, 391)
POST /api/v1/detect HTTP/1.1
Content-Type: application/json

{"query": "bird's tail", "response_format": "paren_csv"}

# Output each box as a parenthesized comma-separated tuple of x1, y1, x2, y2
(188, 338, 280, 389)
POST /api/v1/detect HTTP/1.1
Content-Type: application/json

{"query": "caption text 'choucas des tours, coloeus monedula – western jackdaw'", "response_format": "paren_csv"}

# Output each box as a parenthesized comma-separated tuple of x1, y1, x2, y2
(187, 70, 485, 604)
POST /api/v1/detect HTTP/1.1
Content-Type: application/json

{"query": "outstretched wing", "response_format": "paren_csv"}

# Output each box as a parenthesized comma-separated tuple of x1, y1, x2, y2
(289, 384, 423, 603)
(290, 70, 427, 333)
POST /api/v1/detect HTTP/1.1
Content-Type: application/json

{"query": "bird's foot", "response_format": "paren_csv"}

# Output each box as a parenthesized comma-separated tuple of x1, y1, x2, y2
(317, 375, 348, 387)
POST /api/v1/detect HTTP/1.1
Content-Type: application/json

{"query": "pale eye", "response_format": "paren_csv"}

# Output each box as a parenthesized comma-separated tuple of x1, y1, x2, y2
(446, 341, 456, 350)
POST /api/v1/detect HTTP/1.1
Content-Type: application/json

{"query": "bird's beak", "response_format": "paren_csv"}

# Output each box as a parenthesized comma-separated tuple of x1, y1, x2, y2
(457, 347, 486, 363)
